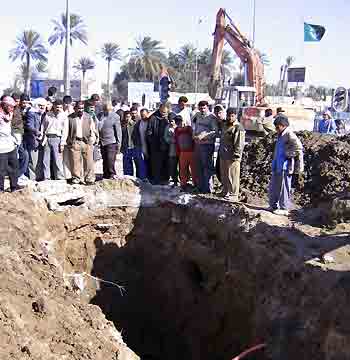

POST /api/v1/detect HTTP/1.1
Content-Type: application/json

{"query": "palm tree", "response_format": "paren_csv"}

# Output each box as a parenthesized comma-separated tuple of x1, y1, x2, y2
(19, 60, 48, 83)
(100, 43, 122, 100)
(9, 30, 48, 95)
(49, 10, 88, 94)
(128, 36, 166, 81)
(256, 50, 270, 66)
(178, 44, 197, 68)
(73, 57, 95, 82)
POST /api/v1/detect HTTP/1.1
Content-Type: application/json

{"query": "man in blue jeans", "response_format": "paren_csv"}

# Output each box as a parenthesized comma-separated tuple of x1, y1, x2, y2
(121, 111, 146, 180)
(269, 114, 304, 216)
(192, 101, 218, 193)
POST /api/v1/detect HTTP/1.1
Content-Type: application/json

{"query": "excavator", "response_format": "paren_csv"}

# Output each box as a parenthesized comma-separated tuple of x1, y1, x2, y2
(209, 8, 314, 135)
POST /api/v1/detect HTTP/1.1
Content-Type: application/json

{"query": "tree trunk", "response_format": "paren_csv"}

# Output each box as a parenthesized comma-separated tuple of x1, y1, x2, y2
(82, 70, 86, 98)
(63, 0, 71, 95)
(24, 53, 31, 96)
(281, 65, 287, 96)
(107, 60, 111, 101)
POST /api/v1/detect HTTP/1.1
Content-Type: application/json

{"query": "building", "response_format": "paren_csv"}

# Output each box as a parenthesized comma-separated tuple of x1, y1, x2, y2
(31, 78, 81, 100)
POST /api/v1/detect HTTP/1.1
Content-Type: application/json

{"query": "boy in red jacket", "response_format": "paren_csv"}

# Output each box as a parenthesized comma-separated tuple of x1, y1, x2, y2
(174, 115, 198, 190)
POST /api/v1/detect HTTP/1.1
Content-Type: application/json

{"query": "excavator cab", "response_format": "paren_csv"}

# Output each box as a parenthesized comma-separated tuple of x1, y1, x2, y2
(221, 85, 266, 140)
(223, 85, 256, 109)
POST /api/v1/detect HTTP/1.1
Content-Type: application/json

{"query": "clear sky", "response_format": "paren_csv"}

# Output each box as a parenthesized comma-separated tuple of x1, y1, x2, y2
(0, 0, 349, 90)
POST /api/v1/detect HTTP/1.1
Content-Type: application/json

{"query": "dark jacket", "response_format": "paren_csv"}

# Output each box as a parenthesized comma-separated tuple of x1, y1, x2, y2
(23, 110, 43, 150)
(147, 110, 169, 152)
(219, 121, 246, 161)
(12, 107, 27, 135)
(121, 120, 142, 153)
(98, 112, 122, 147)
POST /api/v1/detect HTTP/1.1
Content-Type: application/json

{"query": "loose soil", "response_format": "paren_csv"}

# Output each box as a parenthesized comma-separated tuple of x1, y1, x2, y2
(241, 131, 350, 207)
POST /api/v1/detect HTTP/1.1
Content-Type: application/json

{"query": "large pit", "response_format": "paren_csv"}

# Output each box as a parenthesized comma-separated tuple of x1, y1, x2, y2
(61, 189, 350, 360)
(2, 177, 350, 359)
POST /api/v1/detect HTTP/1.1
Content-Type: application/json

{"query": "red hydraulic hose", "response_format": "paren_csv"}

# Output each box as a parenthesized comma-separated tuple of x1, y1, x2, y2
(232, 343, 267, 360)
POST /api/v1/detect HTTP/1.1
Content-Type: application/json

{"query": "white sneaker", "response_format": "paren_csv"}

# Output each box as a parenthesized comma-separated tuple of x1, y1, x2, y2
(17, 175, 30, 186)
(273, 209, 289, 216)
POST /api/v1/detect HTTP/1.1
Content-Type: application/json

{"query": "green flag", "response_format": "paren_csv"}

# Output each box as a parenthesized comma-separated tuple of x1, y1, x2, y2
(304, 23, 326, 42)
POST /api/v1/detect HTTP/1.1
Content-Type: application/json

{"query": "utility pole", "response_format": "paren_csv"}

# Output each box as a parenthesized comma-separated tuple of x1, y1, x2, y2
(64, 0, 71, 95)
(252, 0, 256, 47)
(195, 51, 198, 105)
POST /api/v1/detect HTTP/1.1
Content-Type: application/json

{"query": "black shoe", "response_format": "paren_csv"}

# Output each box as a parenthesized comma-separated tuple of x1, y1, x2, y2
(11, 185, 26, 192)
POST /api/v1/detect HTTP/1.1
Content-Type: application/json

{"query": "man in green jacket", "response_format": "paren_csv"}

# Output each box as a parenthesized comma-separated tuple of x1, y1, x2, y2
(218, 108, 245, 202)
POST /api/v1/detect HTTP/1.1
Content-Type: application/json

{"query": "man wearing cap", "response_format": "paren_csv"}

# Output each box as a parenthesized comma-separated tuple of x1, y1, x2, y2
(269, 114, 304, 216)
(23, 98, 47, 181)
(317, 110, 337, 134)
(0, 96, 20, 192)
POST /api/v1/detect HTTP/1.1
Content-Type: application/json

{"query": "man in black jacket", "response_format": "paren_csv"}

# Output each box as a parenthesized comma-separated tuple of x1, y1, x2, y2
(121, 111, 147, 180)
(146, 103, 170, 185)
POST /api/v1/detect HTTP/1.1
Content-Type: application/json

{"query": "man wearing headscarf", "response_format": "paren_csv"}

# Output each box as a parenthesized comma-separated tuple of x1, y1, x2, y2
(23, 97, 47, 180)
(0, 96, 20, 192)
(269, 114, 304, 216)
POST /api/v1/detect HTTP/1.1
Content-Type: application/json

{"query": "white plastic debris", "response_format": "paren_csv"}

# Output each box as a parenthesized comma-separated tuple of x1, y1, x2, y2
(322, 254, 335, 264)
(177, 194, 194, 205)
(95, 223, 114, 230)
(73, 273, 85, 292)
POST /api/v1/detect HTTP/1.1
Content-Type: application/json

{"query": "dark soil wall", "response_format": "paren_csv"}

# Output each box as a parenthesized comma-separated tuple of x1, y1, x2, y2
(65, 202, 350, 360)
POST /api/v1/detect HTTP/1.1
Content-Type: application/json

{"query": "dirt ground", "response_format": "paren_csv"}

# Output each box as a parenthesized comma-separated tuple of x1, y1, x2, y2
(0, 190, 138, 360)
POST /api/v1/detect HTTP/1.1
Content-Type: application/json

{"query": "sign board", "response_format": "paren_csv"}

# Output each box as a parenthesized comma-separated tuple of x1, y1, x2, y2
(128, 82, 157, 107)
(287, 67, 306, 83)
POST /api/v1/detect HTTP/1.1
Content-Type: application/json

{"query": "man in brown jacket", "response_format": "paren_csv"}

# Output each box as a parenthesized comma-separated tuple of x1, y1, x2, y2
(218, 107, 245, 202)
(61, 101, 98, 185)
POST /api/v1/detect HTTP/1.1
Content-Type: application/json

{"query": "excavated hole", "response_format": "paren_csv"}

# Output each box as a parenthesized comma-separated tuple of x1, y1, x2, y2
(63, 203, 350, 360)
(65, 205, 270, 360)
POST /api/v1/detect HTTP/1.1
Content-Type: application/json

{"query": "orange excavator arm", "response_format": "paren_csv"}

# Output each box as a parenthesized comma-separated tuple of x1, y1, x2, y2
(208, 8, 266, 105)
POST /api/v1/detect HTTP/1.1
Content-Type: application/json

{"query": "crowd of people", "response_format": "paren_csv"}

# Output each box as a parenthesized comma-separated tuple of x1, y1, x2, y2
(0, 92, 304, 215)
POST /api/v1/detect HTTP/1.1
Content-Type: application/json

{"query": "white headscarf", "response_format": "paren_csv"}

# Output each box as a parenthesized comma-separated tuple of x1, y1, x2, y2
(33, 98, 47, 108)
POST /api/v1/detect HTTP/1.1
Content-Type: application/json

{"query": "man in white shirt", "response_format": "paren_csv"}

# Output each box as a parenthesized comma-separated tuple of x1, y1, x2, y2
(61, 101, 98, 185)
(41, 99, 67, 180)
(173, 96, 191, 126)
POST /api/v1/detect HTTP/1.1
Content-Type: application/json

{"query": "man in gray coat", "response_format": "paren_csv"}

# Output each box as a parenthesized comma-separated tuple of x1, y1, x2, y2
(98, 103, 122, 179)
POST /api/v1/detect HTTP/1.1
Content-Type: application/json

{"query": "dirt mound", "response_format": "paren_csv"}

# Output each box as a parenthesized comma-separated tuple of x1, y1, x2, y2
(0, 190, 138, 360)
(241, 131, 350, 206)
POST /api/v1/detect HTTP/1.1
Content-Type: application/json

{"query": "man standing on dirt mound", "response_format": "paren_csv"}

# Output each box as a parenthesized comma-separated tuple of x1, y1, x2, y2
(269, 114, 304, 216)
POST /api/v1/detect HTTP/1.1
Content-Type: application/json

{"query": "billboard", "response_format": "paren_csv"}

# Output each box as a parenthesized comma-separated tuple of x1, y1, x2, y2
(287, 67, 306, 83)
